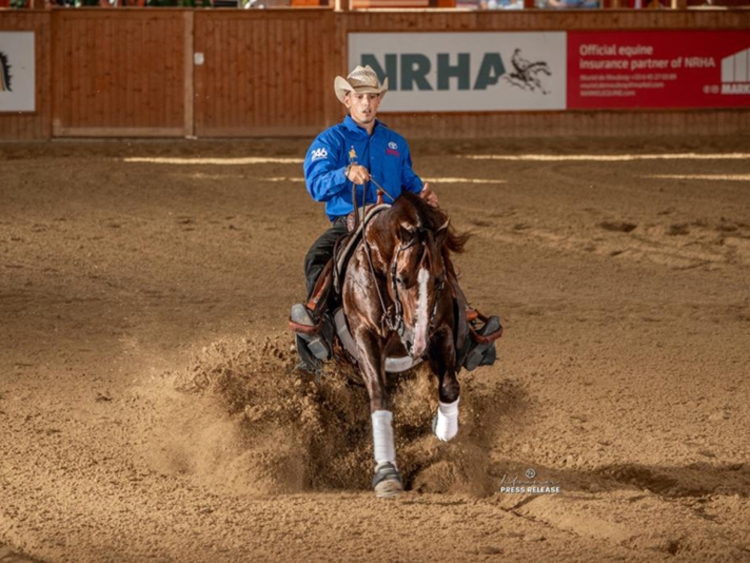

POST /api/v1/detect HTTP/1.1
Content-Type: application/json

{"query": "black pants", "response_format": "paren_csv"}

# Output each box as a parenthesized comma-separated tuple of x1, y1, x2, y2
(304, 219, 349, 299)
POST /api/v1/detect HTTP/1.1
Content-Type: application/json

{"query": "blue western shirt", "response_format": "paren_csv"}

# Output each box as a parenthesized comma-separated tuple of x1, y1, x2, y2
(303, 116, 424, 222)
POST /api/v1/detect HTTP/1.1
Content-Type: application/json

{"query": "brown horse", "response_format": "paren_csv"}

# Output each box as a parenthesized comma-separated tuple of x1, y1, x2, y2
(341, 191, 470, 498)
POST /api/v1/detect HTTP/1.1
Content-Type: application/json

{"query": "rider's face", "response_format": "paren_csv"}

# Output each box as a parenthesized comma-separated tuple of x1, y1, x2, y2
(345, 92, 381, 128)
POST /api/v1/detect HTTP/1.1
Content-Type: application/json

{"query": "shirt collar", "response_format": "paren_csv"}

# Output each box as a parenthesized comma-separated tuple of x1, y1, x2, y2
(344, 115, 379, 136)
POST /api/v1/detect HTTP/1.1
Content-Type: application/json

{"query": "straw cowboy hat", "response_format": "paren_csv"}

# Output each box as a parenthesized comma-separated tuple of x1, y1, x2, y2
(334, 65, 389, 104)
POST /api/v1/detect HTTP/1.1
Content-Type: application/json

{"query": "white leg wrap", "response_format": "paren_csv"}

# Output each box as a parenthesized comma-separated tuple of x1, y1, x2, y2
(434, 398, 460, 442)
(371, 410, 396, 468)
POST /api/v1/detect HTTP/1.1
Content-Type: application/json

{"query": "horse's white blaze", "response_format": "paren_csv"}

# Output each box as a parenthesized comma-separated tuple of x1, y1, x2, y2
(413, 267, 430, 357)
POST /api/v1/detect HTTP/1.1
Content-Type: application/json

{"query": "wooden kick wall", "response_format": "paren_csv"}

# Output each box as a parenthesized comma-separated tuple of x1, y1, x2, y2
(51, 10, 188, 137)
(193, 10, 334, 137)
(0, 8, 749, 140)
(0, 11, 51, 140)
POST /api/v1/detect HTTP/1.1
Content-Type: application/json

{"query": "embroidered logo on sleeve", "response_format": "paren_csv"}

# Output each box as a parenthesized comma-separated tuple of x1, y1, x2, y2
(311, 147, 329, 161)
(386, 141, 400, 157)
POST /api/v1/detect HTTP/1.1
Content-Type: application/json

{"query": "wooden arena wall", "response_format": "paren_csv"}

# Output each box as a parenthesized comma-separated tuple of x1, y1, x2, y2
(51, 10, 188, 137)
(193, 10, 335, 137)
(1, 8, 749, 140)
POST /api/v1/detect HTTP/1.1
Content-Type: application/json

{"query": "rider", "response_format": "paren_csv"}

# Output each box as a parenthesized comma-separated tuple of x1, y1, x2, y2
(291, 65, 499, 373)
(290, 65, 438, 370)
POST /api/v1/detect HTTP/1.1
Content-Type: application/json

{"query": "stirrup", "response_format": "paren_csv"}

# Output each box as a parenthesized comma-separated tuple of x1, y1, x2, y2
(463, 314, 502, 372)
(290, 303, 323, 336)
(290, 305, 331, 362)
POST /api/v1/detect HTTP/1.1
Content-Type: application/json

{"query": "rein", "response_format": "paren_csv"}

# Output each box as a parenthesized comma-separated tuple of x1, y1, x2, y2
(352, 176, 401, 333)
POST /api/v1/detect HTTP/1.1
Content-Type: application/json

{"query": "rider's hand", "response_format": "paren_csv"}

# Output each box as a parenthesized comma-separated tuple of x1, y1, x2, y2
(420, 183, 439, 208)
(346, 164, 370, 185)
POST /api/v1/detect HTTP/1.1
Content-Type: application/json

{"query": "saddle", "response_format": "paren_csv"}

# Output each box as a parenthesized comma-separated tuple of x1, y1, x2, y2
(335, 204, 391, 294)
(291, 203, 503, 373)
(290, 204, 390, 335)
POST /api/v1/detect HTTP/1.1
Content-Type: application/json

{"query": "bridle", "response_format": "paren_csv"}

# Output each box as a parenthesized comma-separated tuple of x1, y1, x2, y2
(354, 178, 447, 350)
(364, 219, 447, 351)
(390, 230, 446, 331)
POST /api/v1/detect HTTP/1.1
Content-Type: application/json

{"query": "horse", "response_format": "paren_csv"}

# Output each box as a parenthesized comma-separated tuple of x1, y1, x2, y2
(341, 191, 471, 498)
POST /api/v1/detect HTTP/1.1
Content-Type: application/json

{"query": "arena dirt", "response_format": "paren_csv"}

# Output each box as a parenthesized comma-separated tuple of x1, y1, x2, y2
(1, 136, 749, 562)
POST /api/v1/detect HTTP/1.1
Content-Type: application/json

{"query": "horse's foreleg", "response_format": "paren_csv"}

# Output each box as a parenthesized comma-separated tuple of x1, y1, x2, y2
(355, 328, 403, 498)
(429, 327, 460, 442)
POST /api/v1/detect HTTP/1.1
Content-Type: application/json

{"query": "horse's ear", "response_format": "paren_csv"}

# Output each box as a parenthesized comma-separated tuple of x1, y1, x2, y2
(435, 219, 450, 244)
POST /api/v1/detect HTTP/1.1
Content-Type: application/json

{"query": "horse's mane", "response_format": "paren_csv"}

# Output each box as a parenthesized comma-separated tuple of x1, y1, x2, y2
(394, 191, 470, 255)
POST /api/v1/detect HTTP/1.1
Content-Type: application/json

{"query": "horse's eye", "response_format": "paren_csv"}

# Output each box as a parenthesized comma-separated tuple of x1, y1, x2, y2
(396, 275, 406, 286)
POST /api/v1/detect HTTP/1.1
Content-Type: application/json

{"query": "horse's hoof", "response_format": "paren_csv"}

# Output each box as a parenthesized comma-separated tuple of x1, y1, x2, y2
(374, 479, 403, 499)
(372, 462, 403, 499)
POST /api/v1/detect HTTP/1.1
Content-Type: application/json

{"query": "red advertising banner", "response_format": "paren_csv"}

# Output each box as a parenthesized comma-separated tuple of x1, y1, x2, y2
(568, 31, 750, 109)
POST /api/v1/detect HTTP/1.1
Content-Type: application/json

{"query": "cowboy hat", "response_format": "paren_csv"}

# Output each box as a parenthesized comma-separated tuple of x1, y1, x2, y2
(334, 65, 389, 104)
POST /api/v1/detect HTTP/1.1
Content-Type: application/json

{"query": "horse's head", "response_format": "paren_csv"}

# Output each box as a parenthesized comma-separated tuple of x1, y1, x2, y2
(389, 202, 452, 359)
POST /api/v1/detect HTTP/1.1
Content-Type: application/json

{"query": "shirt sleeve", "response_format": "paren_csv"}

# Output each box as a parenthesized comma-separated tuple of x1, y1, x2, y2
(303, 133, 349, 203)
(400, 141, 424, 194)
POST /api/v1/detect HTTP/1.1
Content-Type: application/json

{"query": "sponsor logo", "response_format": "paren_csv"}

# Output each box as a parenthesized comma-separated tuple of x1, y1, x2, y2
(722, 83, 750, 94)
(361, 52, 508, 92)
(350, 32, 566, 111)
(362, 49, 553, 95)
(388, 141, 398, 150)
(720, 47, 750, 96)
(310, 147, 328, 161)
(348, 146, 358, 161)
(0, 51, 11, 92)
(504, 48, 551, 95)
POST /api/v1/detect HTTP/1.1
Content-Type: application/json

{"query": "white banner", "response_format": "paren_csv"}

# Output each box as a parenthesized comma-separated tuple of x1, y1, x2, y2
(0, 32, 36, 113)
(348, 32, 566, 112)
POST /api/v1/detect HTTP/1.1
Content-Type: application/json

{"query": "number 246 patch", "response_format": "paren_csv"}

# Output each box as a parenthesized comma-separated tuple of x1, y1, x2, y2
(310, 147, 328, 161)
